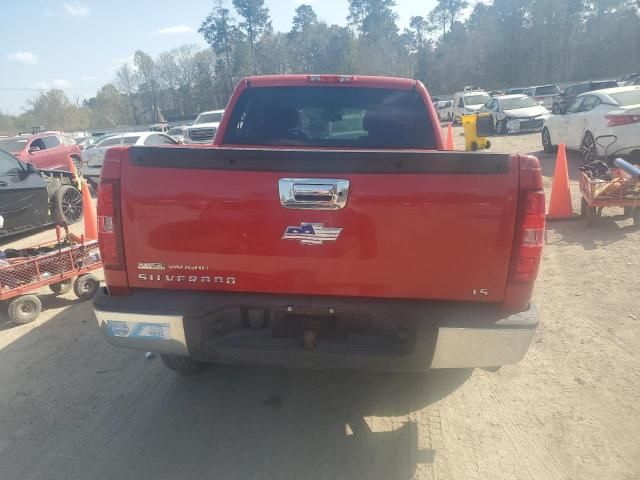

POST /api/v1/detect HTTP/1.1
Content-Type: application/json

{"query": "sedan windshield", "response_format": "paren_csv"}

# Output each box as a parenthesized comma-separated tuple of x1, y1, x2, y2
(0, 138, 28, 153)
(610, 89, 640, 106)
(195, 112, 223, 124)
(465, 94, 491, 106)
(501, 97, 538, 110)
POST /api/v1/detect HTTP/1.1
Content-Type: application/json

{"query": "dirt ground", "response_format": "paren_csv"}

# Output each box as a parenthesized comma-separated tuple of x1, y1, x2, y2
(0, 130, 639, 480)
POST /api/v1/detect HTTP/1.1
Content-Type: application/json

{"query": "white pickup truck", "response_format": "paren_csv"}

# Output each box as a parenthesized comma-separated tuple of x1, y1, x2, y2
(449, 90, 491, 124)
(183, 109, 224, 144)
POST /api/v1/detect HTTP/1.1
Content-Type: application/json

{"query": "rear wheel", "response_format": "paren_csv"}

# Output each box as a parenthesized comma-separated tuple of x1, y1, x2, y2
(160, 354, 204, 375)
(49, 279, 73, 295)
(581, 131, 597, 164)
(8, 295, 42, 324)
(542, 127, 556, 153)
(52, 185, 83, 225)
(73, 274, 99, 300)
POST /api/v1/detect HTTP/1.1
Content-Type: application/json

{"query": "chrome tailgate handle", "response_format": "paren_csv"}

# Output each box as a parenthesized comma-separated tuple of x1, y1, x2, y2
(279, 178, 349, 210)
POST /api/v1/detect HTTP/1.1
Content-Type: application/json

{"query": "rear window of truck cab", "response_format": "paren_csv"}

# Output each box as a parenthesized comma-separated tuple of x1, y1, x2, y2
(223, 86, 436, 149)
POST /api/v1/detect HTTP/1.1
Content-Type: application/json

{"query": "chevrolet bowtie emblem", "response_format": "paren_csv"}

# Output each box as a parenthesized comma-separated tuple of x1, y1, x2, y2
(282, 223, 342, 245)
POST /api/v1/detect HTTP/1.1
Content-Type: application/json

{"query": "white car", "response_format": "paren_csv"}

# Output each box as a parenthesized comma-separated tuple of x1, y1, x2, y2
(542, 86, 640, 163)
(184, 109, 224, 144)
(482, 94, 550, 134)
(434, 100, 452, 122)
(81, 132, 177, 186)
(449, 90, 491, 123)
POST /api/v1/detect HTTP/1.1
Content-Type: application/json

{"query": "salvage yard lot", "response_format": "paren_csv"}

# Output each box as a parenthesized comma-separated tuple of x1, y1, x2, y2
(0, 129, 638, 480)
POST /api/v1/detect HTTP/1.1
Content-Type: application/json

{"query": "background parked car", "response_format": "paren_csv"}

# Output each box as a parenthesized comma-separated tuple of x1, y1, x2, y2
(505, 88, 526, 95)
(522, 84, 561, 109)
(184, 110, 224, 144)
(620, 72, 640, 85)
(449, 90, 491, 123)
(81, 132, 178, 187)
(167, 125, 188, 143)
(482, 94, 550, 134)
(541, 85, 640, 163)
(434, 100, 452, 121)
(0, 132, 82, 171)
(552, 80, 619, 114)
(0, 148, 83, 237)
(79, 133, 120, 153)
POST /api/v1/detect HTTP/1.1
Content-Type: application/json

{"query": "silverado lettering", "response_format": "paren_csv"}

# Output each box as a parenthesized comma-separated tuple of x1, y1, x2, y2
(94, 74, 544, 375)
(138, 274, 236, 284)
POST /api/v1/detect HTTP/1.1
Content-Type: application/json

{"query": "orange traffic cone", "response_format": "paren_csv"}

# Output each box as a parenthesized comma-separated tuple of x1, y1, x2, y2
(445, 123, 454, 150)
(547, 144, 573, 219)
(81, 180, 98, 240)
(67, 156, 81, 189)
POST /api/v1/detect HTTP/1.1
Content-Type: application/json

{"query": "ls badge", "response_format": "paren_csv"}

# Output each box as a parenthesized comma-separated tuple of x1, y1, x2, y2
(282, 223, 342, 245)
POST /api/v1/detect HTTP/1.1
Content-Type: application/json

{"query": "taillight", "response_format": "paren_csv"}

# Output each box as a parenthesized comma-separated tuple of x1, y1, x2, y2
(97, 181, 124, 269)
(513, 191, 545, 281)
(605, 114, 640, 127)
(504, 155, 545, 311)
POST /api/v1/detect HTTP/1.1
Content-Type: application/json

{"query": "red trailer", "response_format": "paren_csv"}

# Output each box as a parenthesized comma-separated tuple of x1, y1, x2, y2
(0, 238, 101, 323)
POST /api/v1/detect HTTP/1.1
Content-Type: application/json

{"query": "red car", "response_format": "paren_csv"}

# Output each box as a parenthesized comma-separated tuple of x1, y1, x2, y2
(93, 74, 544, 374)
(0, 132, 82, 172)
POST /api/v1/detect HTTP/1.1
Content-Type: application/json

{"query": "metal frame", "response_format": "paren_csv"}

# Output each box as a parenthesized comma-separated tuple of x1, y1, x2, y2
(579, 171, 640, 208)
(0, 240, 101, 300)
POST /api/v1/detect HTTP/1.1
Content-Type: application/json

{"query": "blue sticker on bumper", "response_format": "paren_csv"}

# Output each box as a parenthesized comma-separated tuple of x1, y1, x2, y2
(106, 321, 171, 340)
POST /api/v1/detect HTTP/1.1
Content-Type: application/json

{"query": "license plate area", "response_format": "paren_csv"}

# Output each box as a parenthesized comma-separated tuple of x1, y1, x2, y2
(271, 308, 349, 340)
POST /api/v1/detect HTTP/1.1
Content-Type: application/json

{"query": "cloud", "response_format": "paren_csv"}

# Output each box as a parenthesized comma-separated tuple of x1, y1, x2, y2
(7, 51, 38, 64)
(29, 79, 72, 90)
(154, 24, 193, 35)
(52, 79, 72, 88)
(63, 2, 90, 16)
(106, 54, 135, 72)
(30, 81, 50, 89)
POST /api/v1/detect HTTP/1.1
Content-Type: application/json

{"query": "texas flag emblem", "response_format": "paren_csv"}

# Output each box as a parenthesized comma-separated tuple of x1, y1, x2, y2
(282, 223, 343, 245)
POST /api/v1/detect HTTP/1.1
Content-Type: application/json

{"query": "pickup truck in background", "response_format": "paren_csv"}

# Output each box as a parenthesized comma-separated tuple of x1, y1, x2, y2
(93, 75, 544, 374)
(183, 109, 224, 144)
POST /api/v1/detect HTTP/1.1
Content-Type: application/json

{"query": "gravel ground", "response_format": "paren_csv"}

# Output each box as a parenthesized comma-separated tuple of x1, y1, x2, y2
(0, 131, 638, 480)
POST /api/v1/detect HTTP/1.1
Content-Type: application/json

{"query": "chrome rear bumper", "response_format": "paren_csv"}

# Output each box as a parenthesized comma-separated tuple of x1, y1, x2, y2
(94, 290, 538, 371)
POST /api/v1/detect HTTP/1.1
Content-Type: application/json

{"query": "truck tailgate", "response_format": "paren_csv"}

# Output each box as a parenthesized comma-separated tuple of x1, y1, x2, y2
(119, 147, 519, 303)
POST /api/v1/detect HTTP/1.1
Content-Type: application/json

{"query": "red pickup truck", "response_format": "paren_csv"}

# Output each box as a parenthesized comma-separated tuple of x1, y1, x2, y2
(93, 75, 544, 374)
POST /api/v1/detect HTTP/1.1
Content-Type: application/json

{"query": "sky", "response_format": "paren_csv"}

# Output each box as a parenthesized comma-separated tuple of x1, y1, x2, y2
(0, 0, 437, 115)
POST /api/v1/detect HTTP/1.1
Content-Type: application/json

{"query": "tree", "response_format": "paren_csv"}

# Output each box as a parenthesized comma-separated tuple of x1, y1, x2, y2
(134, 50, 161, 122)
(200, 0, 241, 95)
(232, 0, 271, 74)
(90, 84, 129, 128)
(23, 90, 89, 131)
(0, 111, 16, 136)
(291, 4, 318, 33)
(405, 16, 430, 52)
(348, 0, 398, 42)
(404, 16, 432, 83)
(114, 63, 139, 123)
